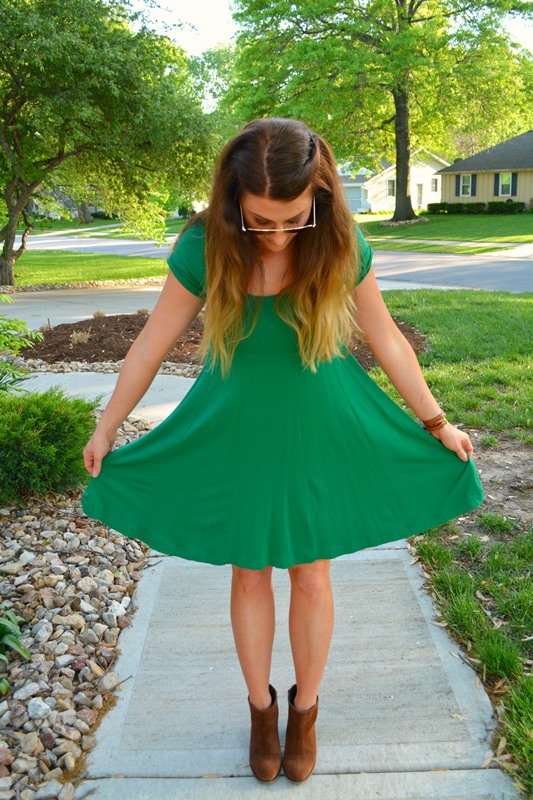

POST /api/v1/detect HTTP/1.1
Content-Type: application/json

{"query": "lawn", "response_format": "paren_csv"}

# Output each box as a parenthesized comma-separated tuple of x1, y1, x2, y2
(16, 217, 188, 238)
(13, 251, 167, 285)
(376, 290, 532, 441)
(16, 219, 121, 235)
(356, 213, 533, 243)
(366, 240, 502, 255)
(378, 289, 532, 795)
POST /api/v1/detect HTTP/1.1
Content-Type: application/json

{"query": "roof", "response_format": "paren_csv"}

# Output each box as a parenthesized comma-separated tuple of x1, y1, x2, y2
(339, 149, 449, 185)
(437, 131, 533, 174)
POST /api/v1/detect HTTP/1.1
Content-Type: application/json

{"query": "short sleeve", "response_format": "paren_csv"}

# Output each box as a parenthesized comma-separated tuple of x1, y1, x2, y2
(355, 227, 373, 285)
(166, 222, 206, 297)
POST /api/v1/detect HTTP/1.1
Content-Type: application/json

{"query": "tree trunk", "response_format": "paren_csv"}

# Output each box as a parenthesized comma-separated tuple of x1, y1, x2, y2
(1, 181, 37, 286)
(392, 87, 416, 222)
(78, 202, 93, 224)
(0, 218, 18, 286)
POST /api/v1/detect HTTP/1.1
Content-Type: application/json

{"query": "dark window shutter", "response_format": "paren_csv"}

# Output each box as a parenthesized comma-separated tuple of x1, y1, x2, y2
(471, 174, 477, 197)
(511, 173, 518, 196)
(455, 175, 460, 196)
(494, 174, 499, 196)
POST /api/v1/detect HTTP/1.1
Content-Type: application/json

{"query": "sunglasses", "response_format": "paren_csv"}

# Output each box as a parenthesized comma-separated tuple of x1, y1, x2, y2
(240, 198, 316, 234)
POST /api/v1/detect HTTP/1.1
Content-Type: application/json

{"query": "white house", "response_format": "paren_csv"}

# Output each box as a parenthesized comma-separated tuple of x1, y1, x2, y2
(339, 149, 450, 213)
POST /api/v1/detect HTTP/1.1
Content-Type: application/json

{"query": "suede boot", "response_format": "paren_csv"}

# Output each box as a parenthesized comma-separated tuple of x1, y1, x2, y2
(248, 685, 282, 782)
(283, 684, 318, 782)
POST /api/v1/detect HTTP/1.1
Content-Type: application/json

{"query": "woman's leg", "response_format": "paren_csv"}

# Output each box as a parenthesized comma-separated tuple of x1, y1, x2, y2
(287, 559, 333, 710)
(230, 565, 275, 709)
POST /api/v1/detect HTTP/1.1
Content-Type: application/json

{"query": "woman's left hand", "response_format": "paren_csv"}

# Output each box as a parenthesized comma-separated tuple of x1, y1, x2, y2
(429, 423, 474, 462)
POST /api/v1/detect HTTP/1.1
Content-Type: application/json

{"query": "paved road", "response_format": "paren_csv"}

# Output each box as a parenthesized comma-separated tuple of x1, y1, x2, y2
(14, 232, 533, 293)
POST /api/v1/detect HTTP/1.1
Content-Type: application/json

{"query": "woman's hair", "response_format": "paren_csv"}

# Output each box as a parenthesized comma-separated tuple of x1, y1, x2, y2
(184, 117, 359, 375)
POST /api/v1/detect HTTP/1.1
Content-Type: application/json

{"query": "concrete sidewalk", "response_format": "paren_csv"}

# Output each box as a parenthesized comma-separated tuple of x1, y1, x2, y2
(72, 547, 518, 799)
(19, 370, 517, 800)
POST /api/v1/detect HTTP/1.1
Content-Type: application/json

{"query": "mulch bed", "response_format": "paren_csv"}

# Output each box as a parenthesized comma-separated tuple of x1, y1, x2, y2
(22, 312, 427, 372)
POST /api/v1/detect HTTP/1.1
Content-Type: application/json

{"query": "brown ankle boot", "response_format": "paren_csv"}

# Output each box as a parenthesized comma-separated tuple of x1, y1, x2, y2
(283, 684, 318, 782)
(248, 685, 281, 782)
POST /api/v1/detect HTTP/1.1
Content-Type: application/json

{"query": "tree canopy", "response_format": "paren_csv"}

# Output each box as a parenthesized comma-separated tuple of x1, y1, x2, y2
(228, 0, 533, 220)
(0, 0, 215, 285)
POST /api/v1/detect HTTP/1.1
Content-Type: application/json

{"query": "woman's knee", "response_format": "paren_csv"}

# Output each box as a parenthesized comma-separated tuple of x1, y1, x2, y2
(232, 565, 272, 593)
(288, 560, 331, 598)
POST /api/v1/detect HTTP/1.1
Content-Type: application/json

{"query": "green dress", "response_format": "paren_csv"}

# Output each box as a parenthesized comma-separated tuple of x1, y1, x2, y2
(81, 224, 483, 569)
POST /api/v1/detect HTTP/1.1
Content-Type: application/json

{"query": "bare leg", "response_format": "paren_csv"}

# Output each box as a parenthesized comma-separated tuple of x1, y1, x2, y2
(231, 565, 275, 709)
(288, 559, 333, 711)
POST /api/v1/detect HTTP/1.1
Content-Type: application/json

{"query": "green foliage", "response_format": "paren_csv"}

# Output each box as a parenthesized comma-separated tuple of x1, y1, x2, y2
(0, 295, 43, 390)
(229, 0, 533, 196)
(0, 387, 98, 504)
(430, 202, 489, 215)
(446, 203, 467, 214)
(0, 0, 217, 283)
(0, 607, 31, 695)
(487, 201, 526, 214)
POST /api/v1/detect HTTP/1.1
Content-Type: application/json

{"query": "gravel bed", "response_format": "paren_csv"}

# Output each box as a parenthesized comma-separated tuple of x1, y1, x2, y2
(15, 357, 201, 379)
(0, 415, 154, 800)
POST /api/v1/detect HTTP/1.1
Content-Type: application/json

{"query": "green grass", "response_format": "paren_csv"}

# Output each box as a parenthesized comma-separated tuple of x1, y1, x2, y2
(356, 213, 533, 243)
(14, 251, 167, 285)
(78, 218, 188, 239)
(16, 219, 121, 235)
(372, 290, 533, 440)
(16, 217, 187, 239)
(413, 525, 533, 790)
(366, 240, 503, 255)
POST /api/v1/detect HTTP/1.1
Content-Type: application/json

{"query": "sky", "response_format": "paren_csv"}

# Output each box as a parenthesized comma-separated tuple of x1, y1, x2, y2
(138, 1, 533, 56)
(140, 0, 237, 56)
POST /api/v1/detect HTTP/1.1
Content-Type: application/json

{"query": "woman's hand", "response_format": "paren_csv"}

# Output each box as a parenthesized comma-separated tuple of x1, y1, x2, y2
(429, 423, 474, 462)
(83, 428, 117, 478)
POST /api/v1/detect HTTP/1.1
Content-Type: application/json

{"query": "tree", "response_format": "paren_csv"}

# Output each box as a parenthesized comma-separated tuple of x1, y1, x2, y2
(0, 0, 216, 286)
(229, 0, 533, 221)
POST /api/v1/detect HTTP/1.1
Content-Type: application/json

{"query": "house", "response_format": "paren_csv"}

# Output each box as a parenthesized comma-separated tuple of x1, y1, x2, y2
(437, 131, 533, 207)
(339, 149, 449, 213)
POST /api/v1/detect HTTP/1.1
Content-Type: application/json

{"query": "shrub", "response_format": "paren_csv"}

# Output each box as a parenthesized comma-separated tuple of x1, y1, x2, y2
(462, 202, 487, 214)
(0, 295, 44, 392)
(447, 202, 468, 213)
(427, 202, 448, 214)
(488, 201, 526, 214)
(0, 387, 99, 504)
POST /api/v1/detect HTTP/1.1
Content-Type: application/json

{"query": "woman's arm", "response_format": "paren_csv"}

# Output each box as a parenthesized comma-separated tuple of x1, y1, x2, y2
(83, 271, 203, 477)
(353, 269, 473, 461)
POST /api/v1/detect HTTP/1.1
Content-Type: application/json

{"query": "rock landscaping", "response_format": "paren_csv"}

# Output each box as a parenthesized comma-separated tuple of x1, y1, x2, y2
(0, 417, 153, 800)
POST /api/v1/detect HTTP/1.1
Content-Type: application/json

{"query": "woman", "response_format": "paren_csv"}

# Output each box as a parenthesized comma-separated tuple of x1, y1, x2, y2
(82, 118, 483, 783)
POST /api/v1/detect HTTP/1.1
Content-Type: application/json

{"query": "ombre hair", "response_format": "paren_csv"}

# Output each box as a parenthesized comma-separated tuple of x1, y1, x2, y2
(182, 118, 359, 376)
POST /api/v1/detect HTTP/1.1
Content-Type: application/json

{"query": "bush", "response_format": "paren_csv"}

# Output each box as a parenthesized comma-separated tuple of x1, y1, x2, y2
(463, 202, 487, 214)
(0, 387, 99, 504)
(427, 202, 447, 214)
(487, 201, 526, 215)
(446, 202, 466, 214)
(0, 296, 44, 392)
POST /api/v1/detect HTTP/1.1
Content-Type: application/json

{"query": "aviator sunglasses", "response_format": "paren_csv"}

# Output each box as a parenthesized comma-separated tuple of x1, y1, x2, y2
(240, 197, 316, 234)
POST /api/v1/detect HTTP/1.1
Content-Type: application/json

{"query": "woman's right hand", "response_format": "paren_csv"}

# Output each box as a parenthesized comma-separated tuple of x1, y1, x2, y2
(83, 428, 117, 478)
